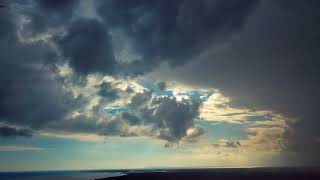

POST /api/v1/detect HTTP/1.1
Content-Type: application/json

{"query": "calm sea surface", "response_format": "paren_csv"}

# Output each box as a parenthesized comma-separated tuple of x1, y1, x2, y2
(0, 171, 125, 180)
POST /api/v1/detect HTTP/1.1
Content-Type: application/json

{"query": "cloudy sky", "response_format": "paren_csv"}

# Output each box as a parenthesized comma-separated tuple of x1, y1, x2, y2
(1, 0, 320, 171)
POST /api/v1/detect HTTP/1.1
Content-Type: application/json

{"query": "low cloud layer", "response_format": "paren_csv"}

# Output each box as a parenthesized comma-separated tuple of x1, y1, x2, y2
(0, 126, 33, 138)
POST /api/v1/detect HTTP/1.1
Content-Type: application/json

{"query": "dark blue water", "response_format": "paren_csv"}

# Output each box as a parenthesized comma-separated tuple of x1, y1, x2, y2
(0, 170, 125, 180)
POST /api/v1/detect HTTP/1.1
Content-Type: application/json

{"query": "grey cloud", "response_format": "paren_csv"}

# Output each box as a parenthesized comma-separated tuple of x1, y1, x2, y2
(212, 141, 241, 148)
(0, 126, 33, 138)
(35, 0, 76, 12)
(56, 19, 116, 75)
(38, 87, 204, 143)
(0, 4, 100, 142)
(97, 81, 120, 102)
(151, 0, 320, 164)
(21, 0, 78, 34)
(8, 0, 319, 157)
(225, 141, 241, 148)
(121, 112, 142, 126)
(0, 7, 75, 130)
(46, 113, 137, 138)
(157, 82, 166, 92)
(98, 0, 260, 73)
(17, 0, 260, 77)
(185, 126, 205, 143)
(125, 86, 135, 94)
(1, 1, 210, 144)
(98, 119, 138, 137)
(212, 143, 220, 148)
(128, 90, 203, 143)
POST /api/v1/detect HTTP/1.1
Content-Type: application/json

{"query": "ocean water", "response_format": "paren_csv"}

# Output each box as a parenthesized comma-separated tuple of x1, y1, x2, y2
(0, 171, 125, 180)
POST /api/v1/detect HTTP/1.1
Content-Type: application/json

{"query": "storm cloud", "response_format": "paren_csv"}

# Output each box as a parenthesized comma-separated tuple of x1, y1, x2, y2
(97, 81, 121, 102)
(0, 6, 74, 130)
(127, 90, 204, 143)
(2, 0, 320, 165)
(97, 0, 259, 71)
(0, 126, 33, 138)
(0, 2, 205, 144)
(56, 19, 116, 75)
(151, 0, 320, 164)
(23, 0, 78, 34)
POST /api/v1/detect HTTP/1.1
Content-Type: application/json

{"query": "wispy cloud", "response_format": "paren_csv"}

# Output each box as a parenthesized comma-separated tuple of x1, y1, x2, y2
(0, 146, 45, 152)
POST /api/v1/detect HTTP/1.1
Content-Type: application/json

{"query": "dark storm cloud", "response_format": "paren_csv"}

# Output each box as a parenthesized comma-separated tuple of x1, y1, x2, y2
(7, 0, 319, 156)
(22, 0, 78, 34)
(157, 82, 166, 92)
(0, 1, 204, 145)
(0, 7, 74, 130)
(97, 81, 120, 102)
(35, 0, 76, 11)
(98, 0, 259, 71)
(0, 2, 101, 142)
(17, 0, 260, 76)
(127, 90, 203, 143)
(0, 126, 33, 138)
(2, 0, 210, 143)
(1, 1, 203, 143)
(56, 19, 116, 75)
(152, 0, 320, 164)
(121, 112, 141, 126)
(0, 1, 122, 139)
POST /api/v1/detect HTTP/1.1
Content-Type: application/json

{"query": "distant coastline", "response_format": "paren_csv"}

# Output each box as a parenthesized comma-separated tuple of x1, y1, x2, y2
(1, 167, 320, 180)
(96, 167, 320, 180)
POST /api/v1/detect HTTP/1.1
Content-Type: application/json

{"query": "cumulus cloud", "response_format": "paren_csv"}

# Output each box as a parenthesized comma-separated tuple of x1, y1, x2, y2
(126, 90, 204, 144)
(43, 84, 205, 145)
(97, 81, 121, 102)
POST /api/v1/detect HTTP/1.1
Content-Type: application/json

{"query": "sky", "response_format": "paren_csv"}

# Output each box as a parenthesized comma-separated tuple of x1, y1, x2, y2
(0, 0, 320, 171)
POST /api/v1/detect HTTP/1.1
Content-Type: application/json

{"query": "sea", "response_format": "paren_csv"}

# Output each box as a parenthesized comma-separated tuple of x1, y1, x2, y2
(0, 170, 125, 180)
(1, 167, 319, 180)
